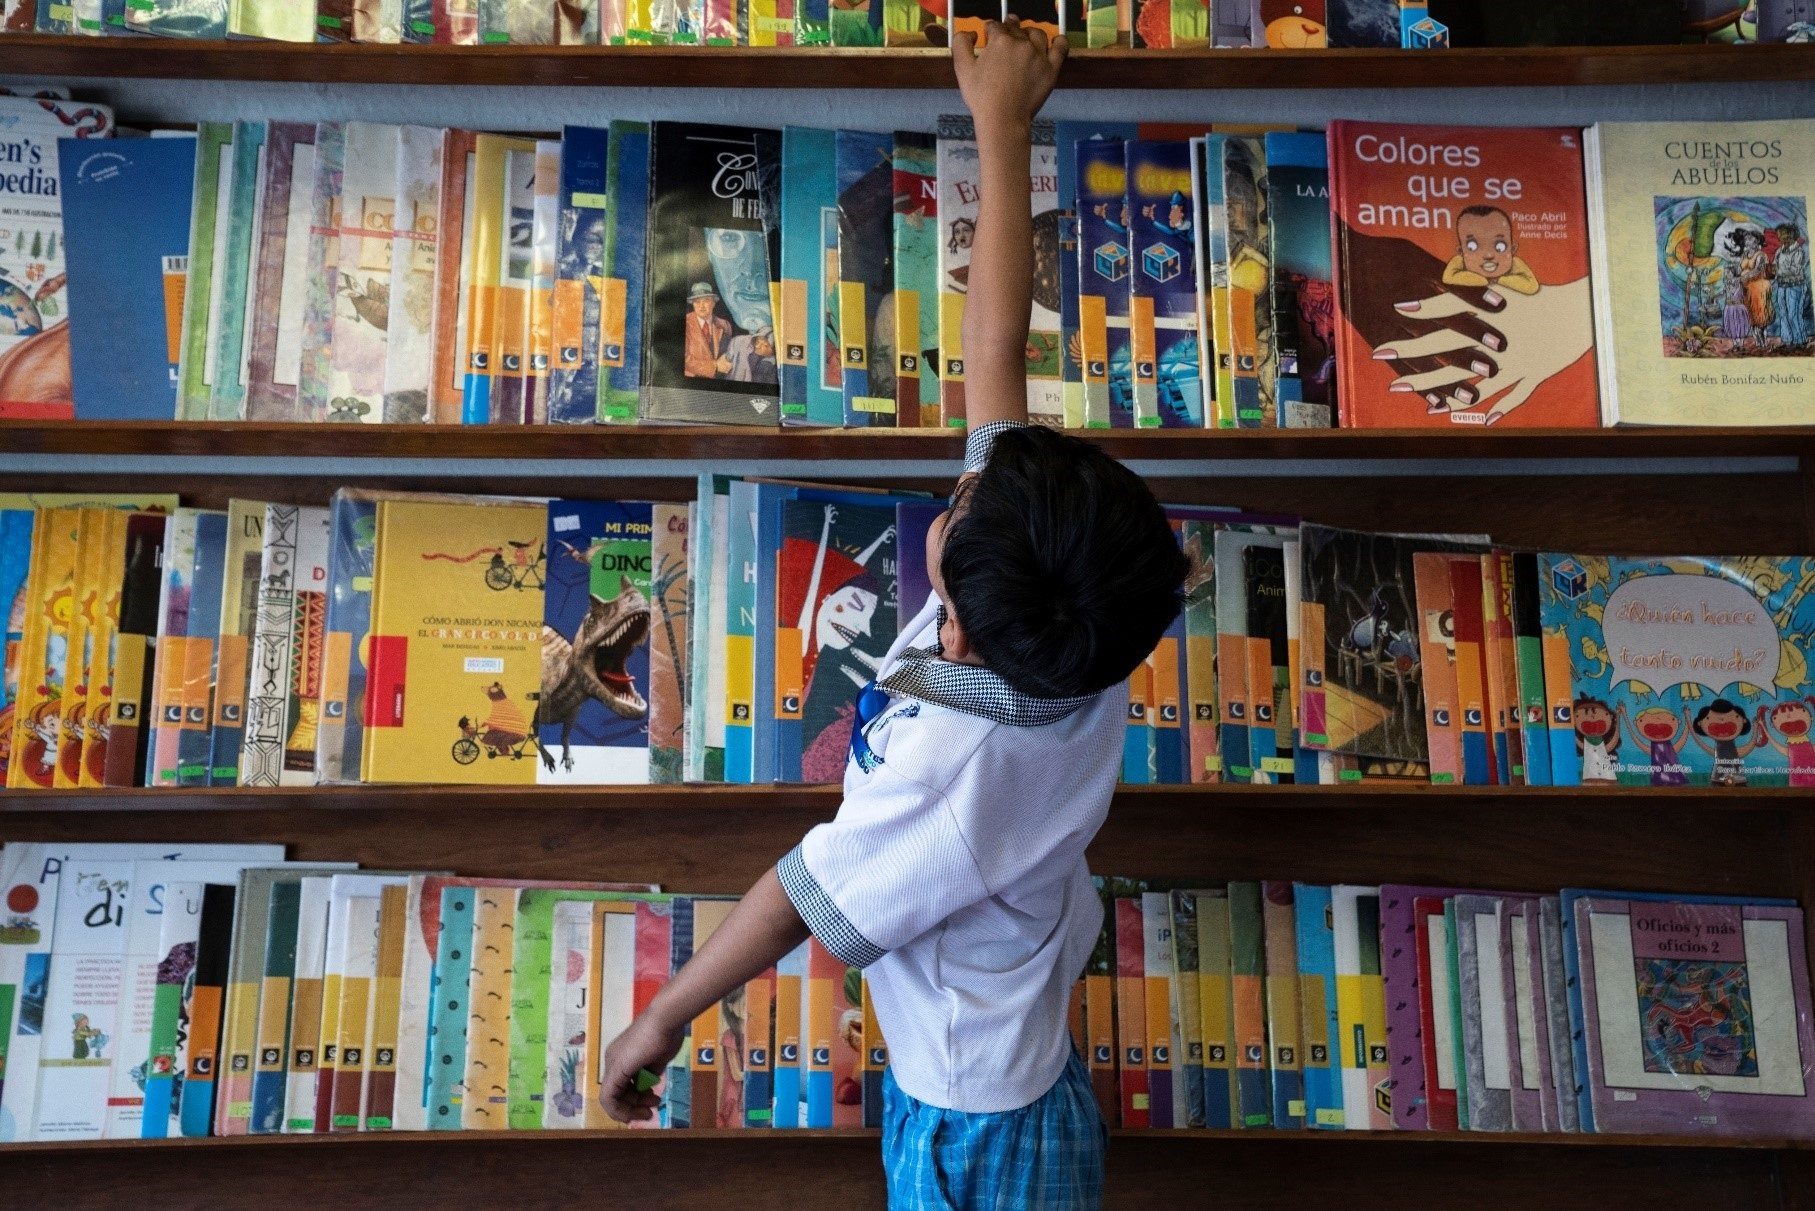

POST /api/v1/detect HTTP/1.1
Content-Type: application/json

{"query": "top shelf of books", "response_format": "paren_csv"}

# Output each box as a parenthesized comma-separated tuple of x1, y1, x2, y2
(4, 35, 1812, 90)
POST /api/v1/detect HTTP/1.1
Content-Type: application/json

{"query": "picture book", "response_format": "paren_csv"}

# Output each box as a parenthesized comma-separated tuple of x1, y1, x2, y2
(316, 490, 376, 785)
(1194, 888, 1233, 1128)
(1263, 131, 1336, 428)
(426, 884, 477, 1129)
(175, 510, 226, 788)
(282, 877, 330, 1132)
(1411, 551, 1465, 784)
(1125, 139, 1202, 428)
(538, 499, 655, 785)
(1537, 897, 1581, 1133)
(641, 122, 782, 426)
(649, 502, 690, 784)
(380, 124, 444, 424)
(1221, 137, 1274, 428)
(1077, 137, 1133, 428)
(1027, 122, 1064, 426)
(1327, 120, 1599, 428)
(55, 134, 194, 420)
(177, 882, 234, 1137)
(1510, 552, 1552, 787)
(460, 885, 515, 1130)
(1227, 880, 1270, 1128)
(1502, 898, 1550, 1132)
(69, 511, 125, 788)
(1573, 895, 1815, 1137)
(1293, 882, 1343, 1128)
(1178, 517, 1219, 781)
(243, 121, 316, 422)
(30, 859, 133, 1141)
(458, 133, 535, 425)
(430, 129, 476, 424)
(547, 126, 608, 425)
(775, 494, 899, 784)
(1140, 891, 1177, 1129)
(239, 505, 328, 788)
(1454, 893, 1514, 1131)
(1194, 134, 1233, 425)
(206, 120, 266, 424)
(1538, 553, 1815, 788)
(1332, 884, 1389, 1130)
(1585, 120, 1814, 426)
(935, 115, 977, 428)
(0, 508, 33, 785)
(295, 122, 346, 424)
(326, 122, 402, 424)
(11, 507, 79, 789)
(524, 140, 560, 425)
(892, 131, 940, 428)
(173, 122, 232, 422)
(722, 480, 756, 784)
(1166, 890, 1205, 1128)
(140, 879, 204, 1139)
(1214, 525, 1289, 783)
(836, 129, 897, 428)
(1260, 881, 1305, 1128)
(209, 501, 265, 786)
(829, 0, 880, 42)
(248, 879, 302, 1134)
(1113, 896, 1148, 1127)
(771, 942, 806, 1128)
(778, 126, 842, 427)
(598, 120, 651, 424)
(1244, 543, 1294, 784)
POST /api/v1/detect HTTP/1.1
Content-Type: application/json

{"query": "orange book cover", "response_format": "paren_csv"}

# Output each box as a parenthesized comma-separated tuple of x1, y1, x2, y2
(55, 509, 104, 788)
(1329, 121, 1598, 429)
(9, 507, 79, 789)
(78, 510, 126, 788)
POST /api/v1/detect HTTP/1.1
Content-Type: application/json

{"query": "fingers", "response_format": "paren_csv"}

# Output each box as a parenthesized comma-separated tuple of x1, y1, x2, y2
(952, 28, 977, 64)
(1372, 328, 1481, 361)
(1388, 365, 1474, 395)
(1048, 27, 1069, 68)
(1393, 286, 1506, 318)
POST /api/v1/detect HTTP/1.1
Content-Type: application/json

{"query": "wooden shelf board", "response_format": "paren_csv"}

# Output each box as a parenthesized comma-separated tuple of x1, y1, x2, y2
(2, 782, 1805, 813)
(2, 420, 1811, 463)
(1, 36, 1810, 89)
(1, 1125, 1804, 1154)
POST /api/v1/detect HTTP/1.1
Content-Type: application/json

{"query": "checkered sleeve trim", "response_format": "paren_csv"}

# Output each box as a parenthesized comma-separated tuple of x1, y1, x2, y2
(962, 420, 1029, 475)
(778, 844, 887, 969)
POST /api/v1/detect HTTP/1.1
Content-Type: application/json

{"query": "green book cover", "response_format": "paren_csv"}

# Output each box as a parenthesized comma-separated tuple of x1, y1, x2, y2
(175, 123, 234, 422)
(1445, 897, 1469, 1130)
(891, 132, 940, 429)
(1227, 880, 1271, 1128)
(427, 886, 477, 1129)
(208, 121, 268, 422)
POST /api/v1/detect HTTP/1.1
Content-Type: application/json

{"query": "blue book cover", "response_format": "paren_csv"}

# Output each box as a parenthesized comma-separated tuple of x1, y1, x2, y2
(835, 129, 894, 428)
(1075, 136, 1135, 429)
(1540, 553, 1815, 789)
(599, 121, 650, 425)
(1558, 888, 1794, 1132)
(1262, 132, 1334, 428)
(770, 942, 807, 1128)
(428, 886, 477, 1129)
(176, 512, 227, 787)
(664, 897, 696, 1128)
(773, 490, 901, 784)
(538, 499, 655, 785)
(1052, 121, 1105, 430)
(723, 482, 758, 784)
(780, 127, 843, 427)
(1293, 883, 1343, 1128)
(1126, 139, 1203, 429)
(56, 136, 197, 420)
(317, 491, 377, 784)
(549, 126, 611, 425)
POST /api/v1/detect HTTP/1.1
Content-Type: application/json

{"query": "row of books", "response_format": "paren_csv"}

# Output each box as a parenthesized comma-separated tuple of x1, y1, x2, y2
(4, 844, 1810, 1143)
(6, 486, 1814, 790)
(0, 0, 1455, 47)
(1085, 878, 1815, 1137)
(11, 90, 1813, 430)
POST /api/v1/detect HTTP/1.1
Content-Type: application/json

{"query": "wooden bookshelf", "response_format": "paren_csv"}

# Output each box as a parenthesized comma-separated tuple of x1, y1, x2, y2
(1, 35, 1809, 89)
(3, 419, 1813, 462)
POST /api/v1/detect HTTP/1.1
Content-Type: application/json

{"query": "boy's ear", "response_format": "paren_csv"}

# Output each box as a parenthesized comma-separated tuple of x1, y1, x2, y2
(939, 603, 981, 666)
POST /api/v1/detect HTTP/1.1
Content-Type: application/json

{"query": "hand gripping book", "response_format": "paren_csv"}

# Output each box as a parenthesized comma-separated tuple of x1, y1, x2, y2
(935, 115, 979, 429)
(836, 129, 898, 428)
(892, 131, 941, 428)
(779, 126, 843, 427)
(641, 122, 783, 426)
(1585, 120, 1814, 427)
(1327, 120, 1599, 429)
(598, 121, 652, 425)
(586, 900, 642, 1129)
(243, 121, 318, 422)
(207, 121, 268, 424)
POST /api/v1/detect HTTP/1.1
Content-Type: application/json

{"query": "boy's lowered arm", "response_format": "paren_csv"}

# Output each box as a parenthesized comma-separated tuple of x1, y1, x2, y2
(953, 17, 1066, 434)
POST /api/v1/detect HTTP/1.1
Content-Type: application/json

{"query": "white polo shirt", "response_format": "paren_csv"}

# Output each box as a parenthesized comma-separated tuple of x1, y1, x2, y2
(777, 422, 1125, 1114)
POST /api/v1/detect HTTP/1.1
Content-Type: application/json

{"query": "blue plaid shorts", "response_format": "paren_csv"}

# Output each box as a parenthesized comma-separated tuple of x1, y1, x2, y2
(881, 1050, 1108, 1210)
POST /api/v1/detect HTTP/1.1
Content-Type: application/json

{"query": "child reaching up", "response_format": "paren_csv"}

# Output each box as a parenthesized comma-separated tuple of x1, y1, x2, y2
(599, 21, 1188, 1208)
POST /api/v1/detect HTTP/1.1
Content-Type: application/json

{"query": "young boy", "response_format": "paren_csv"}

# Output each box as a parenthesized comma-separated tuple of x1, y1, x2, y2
(600, 22, 1188, 1206)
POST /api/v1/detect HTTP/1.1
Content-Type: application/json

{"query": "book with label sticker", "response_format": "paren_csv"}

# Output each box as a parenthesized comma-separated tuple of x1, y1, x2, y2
(208, 501, 265, 786)
(1194, 888, 1234, 1128)
(174, 512, 226, 789)
(598, 121, 651, 425)
(1293, 882, 1343, 1129)
(1221, 137, 1275, 428)
(282, 876, 332, 1133)
(1263, 131, 1335, 428)
(836, 129, 896, 428)
(935, 115, 977, 429)
(547, 126, 609, 425)
(1332, 884, 1391, 1130)
(779, 126, 843, 427)
(892, 131, 940, 428)
(1125, 139, 1203, 428)
(1227, 880, 1271, 1128)
(458, 134, 536, 425)
(1077, 136, 1133, 428)
(1261, 881, 1305, 1128)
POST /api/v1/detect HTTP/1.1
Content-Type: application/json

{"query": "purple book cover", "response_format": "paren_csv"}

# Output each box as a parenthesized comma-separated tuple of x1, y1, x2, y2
(1576, 897, 1815, 1138)
(245, 122, 317, 422)
(895, 501, 943, 624)
(1501, 900, 1552, 1132)
(1380, 882, 1497, 1130)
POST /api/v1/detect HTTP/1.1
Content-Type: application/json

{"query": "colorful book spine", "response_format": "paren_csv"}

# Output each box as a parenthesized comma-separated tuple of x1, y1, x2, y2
(459, 134, 522, 424)
(380, 125, 446, 424)
(1261, 131, 1335, 428)
(778, 126, 842, 427)
(1194, 889, 1234, 1128)
(664, 897, 695, 1127)
(1167, 890, 1206, 1127)
(427, 885, 477, 1128)
(1125, 138, 1202, 428)
(295, 122, 346, 424)
(1293, 883, 1343, 1128)
(249, 880, 302, 1134)
(1221, 136, 1273, 427)
(598, 121, 650, 425)
(284, 877, 331, 1132)
(1333, 884, 1390, 1130)
(892, 130, 940, 428)
(1227, 880, 1271, 1127)
(1077, 137, 1132, 428)
(1113, 896, 1148, 1128)
(209, 501, 263, 785)
(431, 130, 477, 423)
(835, 129, 896, 428)
(771, 941, 806, 1128)
(241, 118, 312, 419)
(178, 883, 236, 1137)
(744, 965, 777, 1127)
(139, 880, 203, 1139)
(176, 512, 227, 788)
(1510, 552, 1552, 787)
(1261, 881, 1305, 1128)
(548, 126, 610, 425)
(1140, 891, 1176, 1128)
(1026, 121, 1063, 426)
(207, 120, 267, 423)
(723, 480, 756, 784)
(934, 114, 977, 429)
(174, 123, 233, 422)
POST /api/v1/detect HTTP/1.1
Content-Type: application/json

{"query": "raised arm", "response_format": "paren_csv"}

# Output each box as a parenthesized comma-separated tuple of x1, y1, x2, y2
(952, 16, 1065, 432)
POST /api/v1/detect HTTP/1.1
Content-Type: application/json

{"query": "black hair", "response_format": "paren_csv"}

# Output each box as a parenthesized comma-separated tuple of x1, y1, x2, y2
(1457, 204, 1512, 223)
(940, 426, 1188, 699)
(1692, 698, 1752, 738)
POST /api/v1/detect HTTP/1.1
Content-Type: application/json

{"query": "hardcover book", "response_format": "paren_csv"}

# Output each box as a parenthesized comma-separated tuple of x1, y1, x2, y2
(56, 135, 195, 420)
(1585, 120, 1814, 426)
(641, 122, 782, 426)
(1328, 120, 1599, 428)
(1537, 553, 1815, 788)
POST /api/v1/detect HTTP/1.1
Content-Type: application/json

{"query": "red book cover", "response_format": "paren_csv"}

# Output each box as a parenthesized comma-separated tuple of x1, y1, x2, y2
(1328, 121, 1598, 429)
(1114, 897, 1150, 1128)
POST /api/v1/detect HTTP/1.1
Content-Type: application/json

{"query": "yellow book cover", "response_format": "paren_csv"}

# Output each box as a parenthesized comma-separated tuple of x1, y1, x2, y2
(461, 135, 538, 424)
(463, 887, 519, 1131)
(9, 507, 80, 789)
(1195, 890, 1235, 1127)
(0, 493, 177, 511)
(361, 498, 545, 784)
(77, 511, 127, 789)
(54, 510, 103, 789)
(1587, 120, 1814, 426)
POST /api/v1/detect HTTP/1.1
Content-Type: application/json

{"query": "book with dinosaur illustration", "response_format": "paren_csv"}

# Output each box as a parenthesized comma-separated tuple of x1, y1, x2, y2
(598, 120, 651, 424)
(208, 501, 266, 786)
(379, 125, 445, 425)
(361, 498, 546, 785)
(1264, 131, 1336, 428)
(648, 502, 691, 784)
(241, 121, 316, 422)
(836, 129, 896, 428)
(547, 126, 609, 425)
(935, 115, 977, 429)
(538, 499, 655, 786)
(1125, 138, 1202, 428)
(1585, 120, 1815, 427)
(892, 131, 940, 428)
(641, 122, 782, 427)
(206, 121, 266, 424)
(1327, 120, 1599, 429)
(1537, 553, 1815, 789)
(295, 122, 345, 424)
(779, 126, 843, 427)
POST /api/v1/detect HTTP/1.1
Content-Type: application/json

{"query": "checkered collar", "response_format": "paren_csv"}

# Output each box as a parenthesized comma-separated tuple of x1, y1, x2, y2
(876, 604, 1095, 728)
